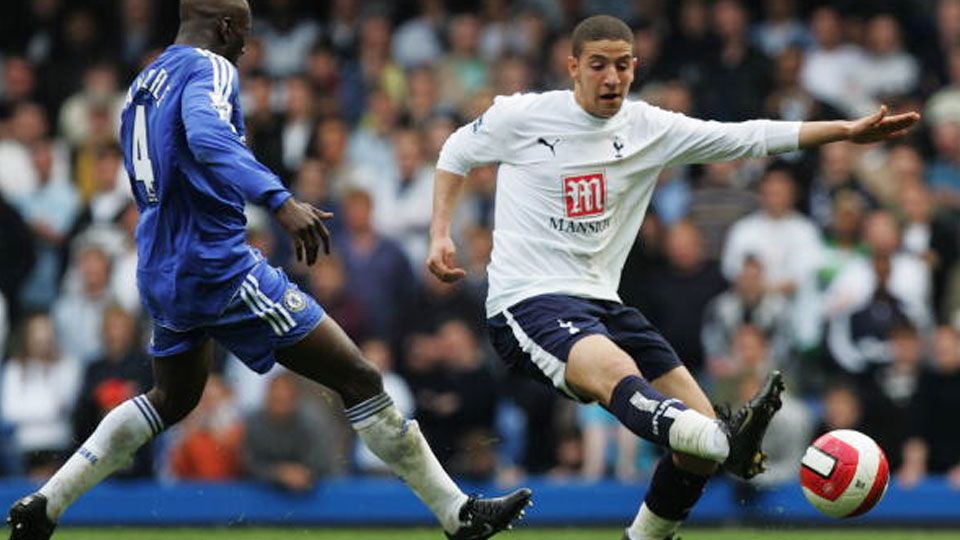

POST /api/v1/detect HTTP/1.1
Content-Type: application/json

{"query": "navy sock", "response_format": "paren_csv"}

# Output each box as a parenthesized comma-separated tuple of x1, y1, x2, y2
(644, 454, 710, 521)
(605, 375, 688, 447)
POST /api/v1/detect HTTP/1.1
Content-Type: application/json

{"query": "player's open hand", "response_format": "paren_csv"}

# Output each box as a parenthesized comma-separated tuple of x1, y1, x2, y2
(847, 105, 921, 144)
(275, 197, 333, 266)
(427, 236, 467, 283)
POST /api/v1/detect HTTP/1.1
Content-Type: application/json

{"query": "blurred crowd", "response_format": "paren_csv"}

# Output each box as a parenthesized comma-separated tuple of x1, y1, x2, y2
(1, 0, 960, 496)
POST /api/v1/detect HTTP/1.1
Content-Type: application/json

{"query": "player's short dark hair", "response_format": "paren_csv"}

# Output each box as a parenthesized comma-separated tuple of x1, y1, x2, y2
(571, 15, 634, 57)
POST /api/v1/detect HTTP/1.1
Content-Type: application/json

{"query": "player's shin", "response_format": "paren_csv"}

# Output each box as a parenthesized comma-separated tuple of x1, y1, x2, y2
(625, 455, 709, 540)
(607, 375, 728, 461)
(38, 395, 162, 522)
(346, 393, 468, 534)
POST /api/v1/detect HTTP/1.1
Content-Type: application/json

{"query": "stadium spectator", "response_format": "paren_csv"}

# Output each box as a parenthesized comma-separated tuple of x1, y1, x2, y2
(825, 211, 932, 330)
(16, 138, 80, 311)
(708, 325, 772, 405)
(752, 0, 809, 58)
(392, 0, 446, 69)
(764, 46, 838, 125)
(406, 320, 498, 472)
(686, 161, 758, 260)
(437, 14, 488, 111)
(57, 62, 124, 149)
(307, 254, 369, 343)
(0, 57, 38, 109)
(924, 46, 960, 126)
(702, 256, 793, 374)
(698, 0, 770, 122)
(347, 88, 401, 191)
(800, 6, 871, 117)
(279, 75, 315, 173)
(243, 373, 340, 491)
(858, 322, 925, 469)
(71, 304, 152, 479)
(806, 142, 875, 228)
(661, 0, 712, 90)
(241, 71, 284, 176)
(52, 242, 115, 365)
(721, 164, 821, 298)
(254, 0, 319, 78)
(897, 182, 959, 322)
(857, 14, 919, 104)
(0, 313, 81, 479)
(639, 221, 726, 374)
(0, 102, 47, 203)
(169, 375, 244, 481)
(815, 380, 865, 436)
(337, 188, 417, 345)
(926, 121, 960, 211)
(826, 254, 913, 374)
(899, 326, 960, 487)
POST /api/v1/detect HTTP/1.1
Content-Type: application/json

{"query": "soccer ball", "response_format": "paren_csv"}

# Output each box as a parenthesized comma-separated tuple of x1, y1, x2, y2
(799, 429, 889, 518)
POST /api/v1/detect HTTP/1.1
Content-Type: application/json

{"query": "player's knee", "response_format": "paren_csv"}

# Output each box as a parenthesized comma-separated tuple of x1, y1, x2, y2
(673, 451, 720, 475)
(145, 385, 203, 426)
(335, 357, 384, 407)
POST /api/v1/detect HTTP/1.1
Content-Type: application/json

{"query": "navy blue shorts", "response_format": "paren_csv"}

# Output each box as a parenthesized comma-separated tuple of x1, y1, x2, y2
(150, 260, 325, 374)
(487, 294, 683, 402)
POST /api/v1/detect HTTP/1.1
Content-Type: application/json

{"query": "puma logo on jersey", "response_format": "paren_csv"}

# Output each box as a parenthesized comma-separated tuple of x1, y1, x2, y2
(537, 137, 560, 156)
(558, 319, 580, 334)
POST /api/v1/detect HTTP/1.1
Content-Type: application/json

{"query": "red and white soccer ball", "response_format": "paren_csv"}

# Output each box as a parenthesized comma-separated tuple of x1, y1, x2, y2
(799, 429, 890, 518)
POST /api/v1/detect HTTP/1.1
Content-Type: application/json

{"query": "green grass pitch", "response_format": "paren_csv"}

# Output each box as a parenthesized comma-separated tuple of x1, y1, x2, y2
(48, 528, 960, 540)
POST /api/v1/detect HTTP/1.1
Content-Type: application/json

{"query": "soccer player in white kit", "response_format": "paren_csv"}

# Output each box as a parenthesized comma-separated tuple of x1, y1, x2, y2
(427, 15, 919, 540)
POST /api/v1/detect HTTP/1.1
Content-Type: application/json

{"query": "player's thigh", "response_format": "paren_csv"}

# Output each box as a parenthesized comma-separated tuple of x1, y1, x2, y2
(567, 334, 641, 405)
(275, 316, 382, 408)
(147, 337, 215, 425)
(487, 294, 630, 404)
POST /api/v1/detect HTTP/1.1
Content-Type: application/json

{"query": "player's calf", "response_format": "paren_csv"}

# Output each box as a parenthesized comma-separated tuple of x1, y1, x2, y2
(606, 375, 729, 462)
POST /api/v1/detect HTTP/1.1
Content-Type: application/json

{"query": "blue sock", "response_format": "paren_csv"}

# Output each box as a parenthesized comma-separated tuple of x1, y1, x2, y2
(605, 375, 688, 446)
(644, 454, 709, 520)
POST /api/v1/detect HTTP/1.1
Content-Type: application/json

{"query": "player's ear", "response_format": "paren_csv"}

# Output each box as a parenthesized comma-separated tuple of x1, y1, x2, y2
(566, 55, 579, 79)
(218, 16, 232, 43)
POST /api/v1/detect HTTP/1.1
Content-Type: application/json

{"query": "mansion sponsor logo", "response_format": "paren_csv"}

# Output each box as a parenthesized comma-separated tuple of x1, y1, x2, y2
(563, 172, 606, 218)
(549, 216, 612, 234)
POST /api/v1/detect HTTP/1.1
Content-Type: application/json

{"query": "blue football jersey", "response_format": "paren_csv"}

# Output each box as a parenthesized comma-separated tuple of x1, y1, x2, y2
(119, 45, 292, 331)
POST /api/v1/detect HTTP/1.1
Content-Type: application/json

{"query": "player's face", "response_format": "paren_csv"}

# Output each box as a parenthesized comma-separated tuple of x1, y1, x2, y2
(568, 40, 637, 118)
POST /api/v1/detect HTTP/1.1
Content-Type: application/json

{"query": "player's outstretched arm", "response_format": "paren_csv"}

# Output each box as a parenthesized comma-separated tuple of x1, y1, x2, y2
(798, 105, 921, 149)
(427, 169, 468, 283)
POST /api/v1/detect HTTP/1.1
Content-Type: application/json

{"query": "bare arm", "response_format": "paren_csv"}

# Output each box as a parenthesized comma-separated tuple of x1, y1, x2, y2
(427, 169, 469, 283)
(799, 106, 920, 149)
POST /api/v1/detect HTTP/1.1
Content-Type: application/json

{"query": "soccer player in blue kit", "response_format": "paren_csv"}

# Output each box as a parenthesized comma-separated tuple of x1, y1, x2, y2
(6, 1, 530, 539)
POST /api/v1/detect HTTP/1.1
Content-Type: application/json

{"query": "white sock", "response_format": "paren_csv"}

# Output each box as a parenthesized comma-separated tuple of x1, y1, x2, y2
(346, 394, 468, 533)
(39, 395, 162, 521)
(667, 409, 729, 462)
(626, 503, 681, 540)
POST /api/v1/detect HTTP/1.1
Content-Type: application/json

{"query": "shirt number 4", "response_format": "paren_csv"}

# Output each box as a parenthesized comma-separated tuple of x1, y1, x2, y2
(133, 104, 158, 203)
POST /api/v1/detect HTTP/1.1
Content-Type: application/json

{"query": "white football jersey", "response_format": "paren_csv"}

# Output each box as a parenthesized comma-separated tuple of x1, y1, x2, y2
(437, 90, 801, 316)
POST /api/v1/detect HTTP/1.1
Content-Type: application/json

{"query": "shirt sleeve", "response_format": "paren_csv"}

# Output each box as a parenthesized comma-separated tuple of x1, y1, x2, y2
(181, 54, 292, 211)
(437, 95, 515, 176)
(647, 105, 801, 167)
